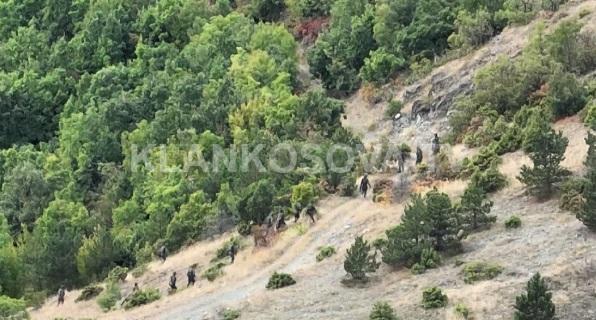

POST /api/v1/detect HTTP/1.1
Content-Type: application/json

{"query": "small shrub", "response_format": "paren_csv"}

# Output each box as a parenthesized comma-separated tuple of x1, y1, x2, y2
(107, 266, 128, 282)
(514, 273, 556, 320)
(505, 216, 522, 229)
(411, 263, 426, 275)
(579, 8, 591, 18)
(0, 295, 28, 319)
(237, 221, 252, 236)
(559, 178, 585, 212)
(422, 287, 448, 309)
(213, 237, 242, 262)
(420, 248, 441, 269)
(316, 246, 336, 262)
(131, 264, 148, 278)
(369, 301, 399, 320)
(76, 285, 103, 302)
(398, 143, 412, 155)
(417, 162, 429, 175)
(462, 262, 503, 284)
(454, 303, 470, 319)
(385, 101, 404, 119)
(202, 262, 226, 282)
(344, 236, 380, 281)
(469, 165, 507, 194)
(96, 282, 121, 312)
(222, 308, 241, 320)
(266, 272, 296, 289)
(122, 288, 161, 310)
(23, 289, 46, 309)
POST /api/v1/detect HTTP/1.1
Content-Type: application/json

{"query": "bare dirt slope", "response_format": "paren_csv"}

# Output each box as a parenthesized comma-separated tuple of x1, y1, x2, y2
(33, 116, 594, 320)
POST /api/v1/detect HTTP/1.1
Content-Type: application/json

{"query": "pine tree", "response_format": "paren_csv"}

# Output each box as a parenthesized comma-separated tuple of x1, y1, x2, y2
(344, 236, 380, 281)
(458, 184, 495, 231)
(518, 129, 569, 199)
(514, 273, 556, 320)
(369, 301, 399, 320)
(425, 188, 459, 251)
(578, 132, 596, 231)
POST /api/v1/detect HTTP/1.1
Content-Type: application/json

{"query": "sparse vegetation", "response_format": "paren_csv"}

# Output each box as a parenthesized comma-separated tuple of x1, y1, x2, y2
(107, 266, 128, 282)
(505, 216, 522, 229)
(316, 246, 336, 262)
(75, 285, 103, 302)
(266, 272, 296, 289)
(422, 287, 448, 309)
(559, 177, 585, 212)
(96, 282, 121, 312)
(385, 101, 404, 119)
(122, 288, 161, 310)
(0, 295, 28, 319)
(514, 273, 556, 320)
(369, 301, 399, 320)
(454, 303, 470, 319)
(462, 262, 504, 284)
(222, 308, 241, 320)
(203, 262, 226, 282)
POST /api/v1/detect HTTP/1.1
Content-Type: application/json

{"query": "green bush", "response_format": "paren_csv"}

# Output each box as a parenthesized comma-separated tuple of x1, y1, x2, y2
(584, 100, 596, 130)
(0, 295, 28, 319)
(462, 262, 503, 284)
(23, 289, 46, 309)
(559, 178, 585, 212)
(469, 165, 507, 194)
(290, 0, 334, 17)
(266, 272, 296, 289)
(385, 100, 404, 119)
(213, 237, 242, 262)
(546, 71, 588, 118)
(505, 216, 522, 229)
(203, 262, 226, 282)
(291, 181, 318, 208)
(96, 282, 121, 312)
(411, 263, 426, 275)
(250, 0, 285, 21)
(75, 285, 103, 302)
(422, 287, 448, 309)
(369, 301, 399, 320)
(316, 246, 336, 262)
(131, 264, 148, 278)
(122, 288, 161, 310)
(419, 248, 441, 269)
(107, 266, 128, 282)
(360, 48, 404, 84)
(454, 303, 470, 319)
(344, 236, 380, 281)
(514, 273, 556, 320)
(237, 221, 252, 236)
(222, 308, 241, 320)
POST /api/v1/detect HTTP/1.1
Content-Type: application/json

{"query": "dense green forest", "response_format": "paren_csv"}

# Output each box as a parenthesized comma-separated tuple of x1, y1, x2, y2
(0, 0, 594, 314)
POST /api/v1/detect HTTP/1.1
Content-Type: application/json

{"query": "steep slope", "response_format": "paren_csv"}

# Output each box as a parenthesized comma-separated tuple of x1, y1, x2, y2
(31, 1, 596, 319)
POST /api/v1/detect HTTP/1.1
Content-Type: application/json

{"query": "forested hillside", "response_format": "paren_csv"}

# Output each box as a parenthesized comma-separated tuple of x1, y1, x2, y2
(1, 0, 595, 319)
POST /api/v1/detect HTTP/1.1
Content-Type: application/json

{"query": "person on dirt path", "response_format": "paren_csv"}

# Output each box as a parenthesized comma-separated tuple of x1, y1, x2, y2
(293, 202, 302, 223)
(432, 133, 440, 155)
(57, 285, 65, 306)
(169, 272, 177, 291)
(416, 146, 423, 165)
(397, 150, 405, 173)
(359, 174, 371, 198)
(158, 245, 168, 262)
(229, 242, 238, 264)
(275, 211, 286, 231)
(132, 282, 140, 293)
(305, 204, 317, 223)
(186, 268, 196, 287)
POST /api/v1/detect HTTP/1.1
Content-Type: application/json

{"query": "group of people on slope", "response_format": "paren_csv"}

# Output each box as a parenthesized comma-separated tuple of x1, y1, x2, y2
(359, 133, 440, 198)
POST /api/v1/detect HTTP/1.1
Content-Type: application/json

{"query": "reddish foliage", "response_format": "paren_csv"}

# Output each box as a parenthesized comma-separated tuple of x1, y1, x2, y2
(294, 17, 329, 43)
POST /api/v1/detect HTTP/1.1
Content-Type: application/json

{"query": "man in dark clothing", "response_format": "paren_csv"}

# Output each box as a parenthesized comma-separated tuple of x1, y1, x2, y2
(57, 286, 65, 306)
(359, 174, 371, 198)
(416, 146, 423, 164)
(169, 272, 177, 291)
(293, 203, 302, 222)
(158, 245, 168, 262)
(305, 204, 317, 223)
(186, 268, 196, 287)
(132, 282, 140, 292)
(432, 133, 440, 155)
(229, 242, 238, 264)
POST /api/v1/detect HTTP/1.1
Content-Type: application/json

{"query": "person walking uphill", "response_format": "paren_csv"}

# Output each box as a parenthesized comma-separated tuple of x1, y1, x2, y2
(158, 245, 168, 262)
(187, 268, 196, 287)
(432, 133, 440, 155)
(57, 285, 65, 306)
(416, 146, 423, 165)
(169, 272, 177, 291)
(359, 174, 371, 198)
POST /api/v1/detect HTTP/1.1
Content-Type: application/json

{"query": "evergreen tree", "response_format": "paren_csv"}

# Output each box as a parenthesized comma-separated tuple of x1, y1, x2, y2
(344, 236, 380, 281)
(514, 273, 556, 320)
(369, 301, 399, 320)
(425, 188, 459, 251)
(518, 129, 569, 199)
(578, 132, 596, 231)
(458, 184, 495, 231)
